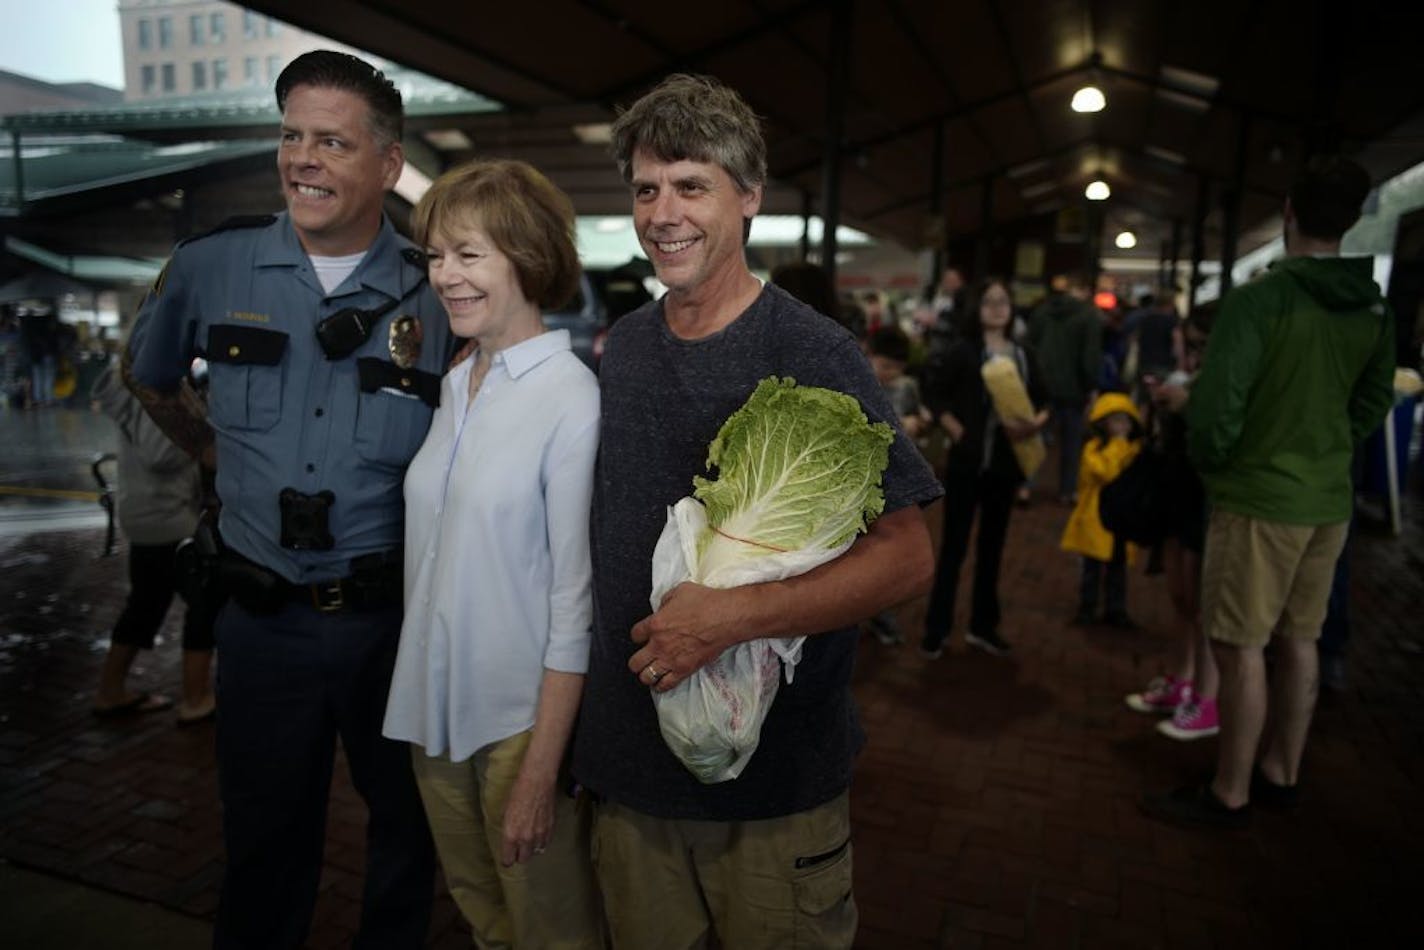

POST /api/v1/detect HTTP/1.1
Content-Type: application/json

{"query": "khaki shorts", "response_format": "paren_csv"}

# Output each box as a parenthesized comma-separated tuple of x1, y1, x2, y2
(1200, 509, 1348, 648)
(591, 791, 857, 950)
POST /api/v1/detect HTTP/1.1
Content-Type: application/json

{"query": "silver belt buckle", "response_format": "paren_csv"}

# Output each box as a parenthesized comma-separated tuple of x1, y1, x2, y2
(312, 581, 344, 613)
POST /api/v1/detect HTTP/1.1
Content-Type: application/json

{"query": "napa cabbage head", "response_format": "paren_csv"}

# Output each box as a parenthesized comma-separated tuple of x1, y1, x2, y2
(691, 376, 894, 581)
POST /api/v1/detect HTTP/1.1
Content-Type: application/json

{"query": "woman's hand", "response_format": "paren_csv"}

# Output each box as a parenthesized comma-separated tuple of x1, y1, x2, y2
(1151, 381, 1190, 413)
(938, 411, 966, 443)
(1001, 415, 1042, 443)
(500, 761, 558, 866)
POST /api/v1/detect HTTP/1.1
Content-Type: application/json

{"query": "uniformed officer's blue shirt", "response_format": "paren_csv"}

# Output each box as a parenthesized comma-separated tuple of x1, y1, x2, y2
(130, 212, 452, 582)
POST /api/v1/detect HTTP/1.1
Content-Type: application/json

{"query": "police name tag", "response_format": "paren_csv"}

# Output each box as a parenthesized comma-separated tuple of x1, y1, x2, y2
(378, 386, 422, 400)
(389, 315, 423, 369)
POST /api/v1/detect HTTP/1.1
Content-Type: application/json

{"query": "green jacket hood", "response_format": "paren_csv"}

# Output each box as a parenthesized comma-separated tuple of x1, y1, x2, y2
(1271, 256, 1383, 312)
(1041, 293, 1081, 321)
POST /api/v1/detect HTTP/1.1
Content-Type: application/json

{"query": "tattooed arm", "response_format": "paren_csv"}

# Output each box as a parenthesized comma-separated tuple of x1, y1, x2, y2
(121, 346, 216, 470)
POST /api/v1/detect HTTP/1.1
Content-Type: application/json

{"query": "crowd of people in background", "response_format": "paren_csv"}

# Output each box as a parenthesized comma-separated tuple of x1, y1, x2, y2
(0, 306, 114, 410)
(776, 175, 1394, 787)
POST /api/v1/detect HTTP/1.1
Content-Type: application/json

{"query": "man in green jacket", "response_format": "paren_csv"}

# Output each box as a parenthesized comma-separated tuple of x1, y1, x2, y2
(1143, 156, 1395, 828)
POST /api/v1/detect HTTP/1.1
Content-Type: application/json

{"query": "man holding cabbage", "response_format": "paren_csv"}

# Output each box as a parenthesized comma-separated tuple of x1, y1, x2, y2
(572, 73, 943, 949)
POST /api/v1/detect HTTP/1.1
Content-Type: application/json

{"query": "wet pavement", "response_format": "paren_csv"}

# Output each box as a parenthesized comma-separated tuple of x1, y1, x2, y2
(2, 405, 1423, 948)
(0, 404, 116, 536)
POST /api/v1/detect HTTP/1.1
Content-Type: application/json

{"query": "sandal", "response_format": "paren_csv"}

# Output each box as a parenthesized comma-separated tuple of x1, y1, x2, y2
(92, 692, 173, 719)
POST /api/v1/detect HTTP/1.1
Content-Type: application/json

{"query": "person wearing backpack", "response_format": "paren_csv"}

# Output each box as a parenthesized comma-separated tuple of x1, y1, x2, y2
(1124, 309, 1220, 740)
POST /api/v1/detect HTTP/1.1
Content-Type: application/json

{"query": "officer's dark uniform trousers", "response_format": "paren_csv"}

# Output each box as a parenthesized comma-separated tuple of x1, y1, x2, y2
(215, 599, 433, 949)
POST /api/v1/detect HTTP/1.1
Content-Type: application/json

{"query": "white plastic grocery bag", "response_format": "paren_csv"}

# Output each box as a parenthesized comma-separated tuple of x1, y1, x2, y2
(647, 497, 852, 783)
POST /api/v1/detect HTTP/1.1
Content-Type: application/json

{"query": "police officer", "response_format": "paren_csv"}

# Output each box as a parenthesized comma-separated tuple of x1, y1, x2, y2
(126, 51, 447, 949)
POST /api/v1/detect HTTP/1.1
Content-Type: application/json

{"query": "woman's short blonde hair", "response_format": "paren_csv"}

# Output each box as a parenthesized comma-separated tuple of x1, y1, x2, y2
(410, 159, 580, 310)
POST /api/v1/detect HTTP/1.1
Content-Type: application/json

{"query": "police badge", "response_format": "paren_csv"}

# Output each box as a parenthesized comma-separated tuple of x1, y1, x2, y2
(389, 315, 423, 369)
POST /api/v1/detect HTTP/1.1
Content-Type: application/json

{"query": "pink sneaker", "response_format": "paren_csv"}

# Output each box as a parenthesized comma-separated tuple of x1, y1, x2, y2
(1157, 697, 1220, 740)
(1125, 676, 1191, 714)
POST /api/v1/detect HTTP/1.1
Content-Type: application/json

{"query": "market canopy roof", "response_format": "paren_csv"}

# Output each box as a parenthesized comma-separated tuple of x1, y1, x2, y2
(3, 236, 162, 287)
(235, 0, 1424, 270)
(0, 269, 99, 304)
(0, 66, 502, 218)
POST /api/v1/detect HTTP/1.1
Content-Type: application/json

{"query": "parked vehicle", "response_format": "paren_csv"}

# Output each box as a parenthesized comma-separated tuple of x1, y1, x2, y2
(542, 271, 607, 369)
(542, 259, 656, 370)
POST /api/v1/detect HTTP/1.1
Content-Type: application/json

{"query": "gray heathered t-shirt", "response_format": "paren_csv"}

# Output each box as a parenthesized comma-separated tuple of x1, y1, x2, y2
(572, 283, 943, 821)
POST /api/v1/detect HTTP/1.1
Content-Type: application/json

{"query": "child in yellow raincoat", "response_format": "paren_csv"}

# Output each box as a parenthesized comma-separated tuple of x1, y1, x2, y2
(1061, 392, 1143, 627)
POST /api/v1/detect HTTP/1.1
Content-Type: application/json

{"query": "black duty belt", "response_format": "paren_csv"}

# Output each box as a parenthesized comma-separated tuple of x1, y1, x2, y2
(287, 576, 372, 613)
(218, 548, 401, 615)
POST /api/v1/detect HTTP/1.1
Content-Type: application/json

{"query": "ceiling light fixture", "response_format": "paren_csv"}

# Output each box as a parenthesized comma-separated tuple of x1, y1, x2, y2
(1071, 52, 1107, 113)
(395, 162, 433, 205)
(572, 122, 613, 145)
(423, 129, 473, 151)
(1114, 230, 1138, 249)
(1071, 85, 1105, 113)
(1085, 180, 1111, 201)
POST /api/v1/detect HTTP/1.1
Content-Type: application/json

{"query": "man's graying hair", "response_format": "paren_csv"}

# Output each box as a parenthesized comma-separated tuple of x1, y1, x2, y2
(275, 50, 404, 148)
(610, 74, 767, 193)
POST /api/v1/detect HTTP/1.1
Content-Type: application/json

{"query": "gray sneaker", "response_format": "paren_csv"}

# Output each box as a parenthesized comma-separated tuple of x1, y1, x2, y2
(966, 630, 1012, 657)
(867, 615, 903, 646)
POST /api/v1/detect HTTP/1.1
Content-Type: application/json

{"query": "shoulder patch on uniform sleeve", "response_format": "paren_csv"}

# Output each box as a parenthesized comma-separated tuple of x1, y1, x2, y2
(149, 260, 170, 299)
(177, 214, 278, 248)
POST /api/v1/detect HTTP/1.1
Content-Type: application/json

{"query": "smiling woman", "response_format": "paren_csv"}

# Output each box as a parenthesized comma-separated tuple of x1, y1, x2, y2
(383, 158, 604, 947)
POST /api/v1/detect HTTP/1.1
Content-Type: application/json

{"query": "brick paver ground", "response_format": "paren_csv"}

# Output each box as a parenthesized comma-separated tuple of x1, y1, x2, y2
(3, 454, 1422, 948)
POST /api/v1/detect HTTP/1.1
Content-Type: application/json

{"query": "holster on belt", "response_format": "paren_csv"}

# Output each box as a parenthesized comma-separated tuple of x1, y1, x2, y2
(218, 549, 289, 614)
(174, 510, 223, 609)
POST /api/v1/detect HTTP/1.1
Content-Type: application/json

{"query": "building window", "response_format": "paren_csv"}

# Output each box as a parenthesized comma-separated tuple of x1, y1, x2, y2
(244, 57, 258, 86)
(243, 10, 259, 38)
(141, 64, 155, 94)
(192, 61, 207, 90)
(267, 55, 282, 83)
(158, 16, 172, 50)
(161, 62, 176, 92)
(210, 12, 225, 42)
(213, 58, 229, 90)
(137, 19, 152, 51)
(189, 14, 203, 46)
(266, 18, 281, 37)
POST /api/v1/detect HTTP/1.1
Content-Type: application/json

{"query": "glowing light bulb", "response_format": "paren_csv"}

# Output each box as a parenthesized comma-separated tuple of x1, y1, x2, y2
(1085, 180, 1111, 201)
(1115, 231, 1138, 249)
(1071, 85, 1106, 113)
